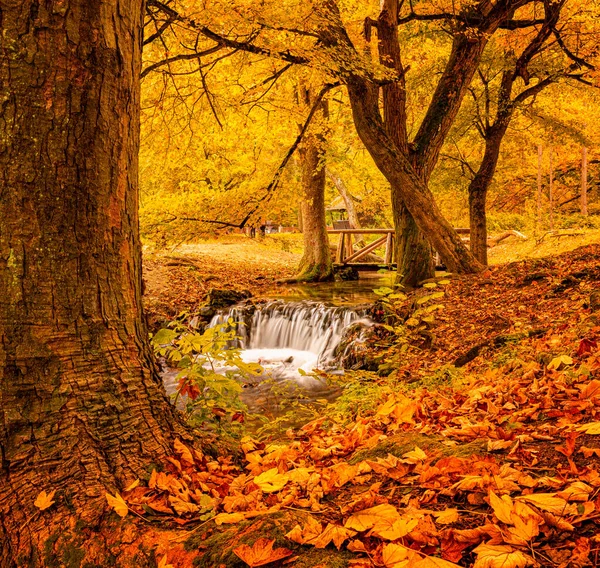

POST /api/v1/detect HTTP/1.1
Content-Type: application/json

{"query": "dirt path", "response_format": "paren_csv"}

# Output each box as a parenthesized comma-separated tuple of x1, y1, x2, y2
(143, 237, 300, 326)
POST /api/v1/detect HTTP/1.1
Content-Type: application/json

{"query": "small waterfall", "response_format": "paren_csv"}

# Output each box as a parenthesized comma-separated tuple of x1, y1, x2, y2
(210, 300, 366, 369)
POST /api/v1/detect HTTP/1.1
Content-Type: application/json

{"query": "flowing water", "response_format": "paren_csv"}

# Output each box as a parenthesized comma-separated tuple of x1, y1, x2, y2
(162, 272, 393, 421)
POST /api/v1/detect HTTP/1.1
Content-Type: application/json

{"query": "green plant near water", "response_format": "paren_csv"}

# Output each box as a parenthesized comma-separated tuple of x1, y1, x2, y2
(373, 275, 450, 375)
(151, 319, 263, 433)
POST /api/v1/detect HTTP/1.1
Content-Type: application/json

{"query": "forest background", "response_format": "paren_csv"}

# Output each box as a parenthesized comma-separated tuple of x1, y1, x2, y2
(139, 0, 600, 275)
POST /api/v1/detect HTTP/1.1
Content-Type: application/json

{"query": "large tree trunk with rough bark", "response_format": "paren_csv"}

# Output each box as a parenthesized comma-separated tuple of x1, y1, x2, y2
(290, 90, 333, 282)
(0, 1, 182, 563)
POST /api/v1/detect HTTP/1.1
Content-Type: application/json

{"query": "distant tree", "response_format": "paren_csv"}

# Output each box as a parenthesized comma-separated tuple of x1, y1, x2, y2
(293, 86, 334, 282)
(465, 0, 597, 264)
(0, 1, 181, 562)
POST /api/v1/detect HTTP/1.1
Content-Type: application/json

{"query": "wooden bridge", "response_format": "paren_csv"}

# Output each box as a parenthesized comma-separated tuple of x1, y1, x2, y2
(328, 227, 472, 270)
(329, 228, 396, 270)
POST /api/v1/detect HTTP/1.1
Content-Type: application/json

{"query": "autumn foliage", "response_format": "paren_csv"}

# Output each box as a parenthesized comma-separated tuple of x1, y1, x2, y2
(83, 247, 600, 567)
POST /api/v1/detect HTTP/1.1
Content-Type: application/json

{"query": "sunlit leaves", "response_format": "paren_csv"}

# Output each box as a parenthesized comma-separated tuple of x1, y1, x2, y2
(253, 468, 289, 493)
(106, 492, 129, 518)
(34, 490, 56, 511)
(472, 543, 533, 568)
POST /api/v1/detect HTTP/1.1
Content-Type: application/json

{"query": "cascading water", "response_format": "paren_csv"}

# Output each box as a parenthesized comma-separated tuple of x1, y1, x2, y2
(209, 300, 366, 380)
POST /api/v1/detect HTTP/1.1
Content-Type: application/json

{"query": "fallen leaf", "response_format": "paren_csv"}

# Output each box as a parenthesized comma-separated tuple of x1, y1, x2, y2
(345, 503, 400, 532)
(472, 543, 533, 568)
(34, 490, 56, 511)
(402, 446, 428, 463)
(433, 508, 459, 525)
(308, 523, 356, 549)
(253, 468, 289, 493)
(548, 355, 573, 370)
(158, 555, 174, 568)
(214, 512, 247, 525)
(174, 438, 195, 466)
(575, 422, 600, 435)
(233, 538, 293, 567)
(488, 491, 513, 525)
(124, 479, 140, 492)
(105, 492, 128, 518)
(169, 495, 200, 515)
(515, 493, 573, 515)
(382, 543, 414, 567)
(413, 557, 463, 568)
(579, 446, 600, 458)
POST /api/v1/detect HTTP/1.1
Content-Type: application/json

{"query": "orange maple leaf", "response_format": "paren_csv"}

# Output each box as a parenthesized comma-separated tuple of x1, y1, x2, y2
(233, 538, 293, 567)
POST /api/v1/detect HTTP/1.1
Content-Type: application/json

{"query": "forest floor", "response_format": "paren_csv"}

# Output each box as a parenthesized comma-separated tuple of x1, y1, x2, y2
(142, 228, 600, 326)
(107, 237, 600, 567)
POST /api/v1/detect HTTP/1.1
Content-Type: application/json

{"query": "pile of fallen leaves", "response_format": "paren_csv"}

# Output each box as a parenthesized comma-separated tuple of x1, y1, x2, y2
(86, 245, 600, 567)
(101, 333, 600, 566)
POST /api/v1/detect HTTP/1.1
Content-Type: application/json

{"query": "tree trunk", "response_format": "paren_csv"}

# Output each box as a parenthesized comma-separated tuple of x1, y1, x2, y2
(468, 124, 508, 265)
(377, 0, 434, 285)
(290, 91, 333, 282)
(394, 198, 435, 286)
(0, 2, 182, 563)
(345, 79, 483, 275)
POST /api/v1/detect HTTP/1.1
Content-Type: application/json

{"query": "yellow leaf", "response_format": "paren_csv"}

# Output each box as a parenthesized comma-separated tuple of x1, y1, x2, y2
(174, 438, 195, 466)
(372, 517, 419, 540)
(576, 422, 600, 435)
(505, 515, 539, 546)
(308, 523, 356, 549)
(233, 538, 293, 567)
(168, 495, 200, 516)
(214, 512, 246, 525)
(413, 557, 463, 568)
(547, 355, 573, 370)
(472, 543, 533, 568)
(285, 516, 322, 544)
(382, 543, 414, 568)
(557, 481, 592, 501)
(105, 492, 128, 518)
(433, 508, 459, 525)
(124, 479, 140, 492)
(515, 493, 573, 515)
(345, 504, 400, 532)
(253, 468, 289, 493)
(402, 446, 428, 463)
(34, 490, 56, 511)
(487, 439, 514, 452)
(158, 555, 174, 568)
(488, 491, 514, 525)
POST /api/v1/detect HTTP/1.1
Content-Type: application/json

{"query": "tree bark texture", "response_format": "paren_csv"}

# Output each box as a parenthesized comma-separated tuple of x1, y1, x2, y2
(293, 90, 333, 282)
(0, 1, 181, 563)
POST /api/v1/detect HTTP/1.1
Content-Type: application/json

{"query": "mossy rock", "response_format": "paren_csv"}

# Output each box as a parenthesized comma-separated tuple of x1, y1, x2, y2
(349, 432, 487, 464)
(186, 511, 352, 567)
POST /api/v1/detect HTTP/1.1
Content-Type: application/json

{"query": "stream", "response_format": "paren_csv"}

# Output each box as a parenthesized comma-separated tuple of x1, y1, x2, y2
(162, 271, 394, 421)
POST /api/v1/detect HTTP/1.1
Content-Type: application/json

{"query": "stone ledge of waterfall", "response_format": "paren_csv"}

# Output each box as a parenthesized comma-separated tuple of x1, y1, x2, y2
(334, 321, 394, 372)
(197, 288, 253, 320)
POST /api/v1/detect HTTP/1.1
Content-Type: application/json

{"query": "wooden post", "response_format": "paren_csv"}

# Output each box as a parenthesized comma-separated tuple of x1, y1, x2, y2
(384, 232, 393, 264)
(345, 233, 353, 259)
(549, 146, 554, 230)
(581, 146, 588, 217)
(336, 234, 345, 264)
(537, 144, 543, 233)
